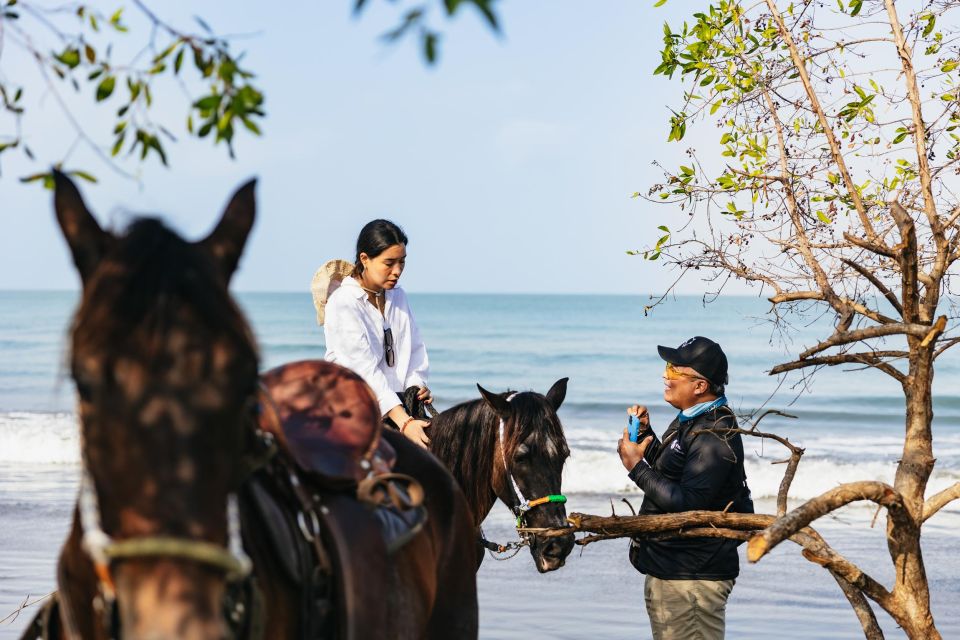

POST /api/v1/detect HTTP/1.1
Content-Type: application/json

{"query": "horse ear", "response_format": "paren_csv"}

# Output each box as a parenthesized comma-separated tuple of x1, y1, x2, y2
(199, 178, 257, 283)
(477, 384, 510, 416)
(53, 169, 108, 285)
(545, 377, 568, 411)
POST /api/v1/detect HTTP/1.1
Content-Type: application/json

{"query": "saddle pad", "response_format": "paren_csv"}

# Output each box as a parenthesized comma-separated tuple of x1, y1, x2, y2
(258, 360, 396, 482)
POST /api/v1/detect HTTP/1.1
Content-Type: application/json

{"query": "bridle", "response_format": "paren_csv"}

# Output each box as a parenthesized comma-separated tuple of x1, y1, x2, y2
(71, 423, 253, 636)
(497, 393, 567, 527)
(78, 469, 252, 601)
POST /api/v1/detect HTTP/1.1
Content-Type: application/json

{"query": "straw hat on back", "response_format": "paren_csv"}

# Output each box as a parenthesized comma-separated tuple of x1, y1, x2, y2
(311, 259, 355, 325)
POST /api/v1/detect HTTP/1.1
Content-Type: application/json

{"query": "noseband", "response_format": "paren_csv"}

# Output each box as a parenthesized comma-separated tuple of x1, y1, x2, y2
(77, 429, 252, 612)
(79, 470, 252, 602)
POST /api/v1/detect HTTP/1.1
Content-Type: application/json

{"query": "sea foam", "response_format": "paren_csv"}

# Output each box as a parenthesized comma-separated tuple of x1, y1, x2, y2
(0, 412, 79, 464)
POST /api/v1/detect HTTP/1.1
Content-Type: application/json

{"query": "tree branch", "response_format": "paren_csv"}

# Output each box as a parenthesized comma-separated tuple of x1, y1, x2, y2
(765, 0, 878, 242)
(922, 482, 960, 523)
(747, 481, 909, 564)
(798, 323, 929, 360)
(770, 351, 908, 384)
(840, 258, 904, 317)
(769, 291, 897, 325)
(884, 0, 940, 238)
(889, 201, 920, 325)
(843, 233, 896, 259)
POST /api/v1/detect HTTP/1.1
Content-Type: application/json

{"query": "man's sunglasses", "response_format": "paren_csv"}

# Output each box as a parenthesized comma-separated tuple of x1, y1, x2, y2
(384, 328, 395, 367)
(664, 362, 708, 382)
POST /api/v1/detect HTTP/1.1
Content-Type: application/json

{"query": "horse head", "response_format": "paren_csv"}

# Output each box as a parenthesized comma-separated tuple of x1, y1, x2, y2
(477, 379, 576, 573)
(54, 171, 259, 639)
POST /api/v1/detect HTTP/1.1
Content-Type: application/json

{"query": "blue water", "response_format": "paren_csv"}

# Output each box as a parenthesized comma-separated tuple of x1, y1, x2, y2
(1, 290, 959, 638)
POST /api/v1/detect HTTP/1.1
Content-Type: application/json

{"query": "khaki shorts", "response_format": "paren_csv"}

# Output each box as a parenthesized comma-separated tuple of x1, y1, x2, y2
(644, 575, 735, 640)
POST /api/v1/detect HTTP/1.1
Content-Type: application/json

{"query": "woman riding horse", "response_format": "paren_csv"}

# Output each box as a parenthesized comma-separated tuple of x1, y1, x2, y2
(30, 173, 478, 640)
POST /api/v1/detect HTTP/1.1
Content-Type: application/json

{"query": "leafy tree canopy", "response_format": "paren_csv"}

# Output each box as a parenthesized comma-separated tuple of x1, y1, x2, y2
(0, 0, 500, 186)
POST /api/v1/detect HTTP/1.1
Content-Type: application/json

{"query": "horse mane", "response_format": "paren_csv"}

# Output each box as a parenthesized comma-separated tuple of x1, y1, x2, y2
(72, 217, 257, 364)
(426, 390, 569, 526)
(428, 399, 498, 525)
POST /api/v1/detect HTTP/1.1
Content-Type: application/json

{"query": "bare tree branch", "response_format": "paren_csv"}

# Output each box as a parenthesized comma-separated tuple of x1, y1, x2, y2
(747, 482, 909, 564)
(765, 0, 878, 242)
(841, 258, 904, 317)
(922, 482, 960, 523)
(769, 291, 897, 325)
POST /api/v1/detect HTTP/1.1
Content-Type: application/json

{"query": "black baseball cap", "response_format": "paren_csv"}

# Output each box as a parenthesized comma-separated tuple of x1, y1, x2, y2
(657, 336, 728, 385)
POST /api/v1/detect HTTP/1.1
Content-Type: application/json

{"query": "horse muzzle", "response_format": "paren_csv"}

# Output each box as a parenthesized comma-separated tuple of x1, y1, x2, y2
(113, 559, 229, 640)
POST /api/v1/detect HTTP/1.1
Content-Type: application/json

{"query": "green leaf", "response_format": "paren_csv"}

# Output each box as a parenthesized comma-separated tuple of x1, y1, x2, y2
(70, 170, 97, 183)
(97, 76, 117, 102)
(240, 116, 261, 135)
(55, 47, 81, 69)
(816, 210, 832, 224)
(95, 76, 115, 101)
(19, 171, 51, 184)
(424, 32, 438, 64)
(194, 94, 221, 111)
(111, 133, 125, 157)
(654, 0, 667, 6)
(174, 48, 185, 74)
(942, 60, 958, 73)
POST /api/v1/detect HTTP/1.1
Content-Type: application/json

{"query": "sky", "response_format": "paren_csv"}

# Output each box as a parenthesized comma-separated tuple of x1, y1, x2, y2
(0, 1, 747, 295)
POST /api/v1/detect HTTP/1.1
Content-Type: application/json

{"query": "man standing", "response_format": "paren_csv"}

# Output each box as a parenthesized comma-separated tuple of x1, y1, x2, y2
(617, 336, 753, 640)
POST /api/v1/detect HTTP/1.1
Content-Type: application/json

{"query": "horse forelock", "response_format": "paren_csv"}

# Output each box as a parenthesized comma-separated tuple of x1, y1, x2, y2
(502, 392, 569, 464)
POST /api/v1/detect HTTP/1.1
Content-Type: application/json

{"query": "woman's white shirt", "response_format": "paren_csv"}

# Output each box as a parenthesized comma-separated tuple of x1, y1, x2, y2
(323, 277, 429, 416)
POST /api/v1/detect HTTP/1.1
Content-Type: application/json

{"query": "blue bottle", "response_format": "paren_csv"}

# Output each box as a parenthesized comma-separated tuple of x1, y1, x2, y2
(628, 414, 642, 443)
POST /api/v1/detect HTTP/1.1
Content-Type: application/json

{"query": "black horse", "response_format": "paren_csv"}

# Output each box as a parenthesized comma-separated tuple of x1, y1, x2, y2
(405, 380, 576, 572)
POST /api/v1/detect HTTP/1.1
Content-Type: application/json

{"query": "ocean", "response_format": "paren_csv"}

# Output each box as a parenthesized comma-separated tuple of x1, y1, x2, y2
(1, 291, 958, 638)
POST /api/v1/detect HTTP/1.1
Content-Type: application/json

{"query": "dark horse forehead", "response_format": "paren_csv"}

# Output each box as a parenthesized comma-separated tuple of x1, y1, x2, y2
(72, 219, 259, 428)
(504, 392, 569, 460)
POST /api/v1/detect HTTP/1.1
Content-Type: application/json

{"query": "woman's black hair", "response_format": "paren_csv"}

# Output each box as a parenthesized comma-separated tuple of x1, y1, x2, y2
(352, 219, 408, 276)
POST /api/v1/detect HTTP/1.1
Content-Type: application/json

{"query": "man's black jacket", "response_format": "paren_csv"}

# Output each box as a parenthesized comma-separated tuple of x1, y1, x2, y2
(628, 405, 753, 581)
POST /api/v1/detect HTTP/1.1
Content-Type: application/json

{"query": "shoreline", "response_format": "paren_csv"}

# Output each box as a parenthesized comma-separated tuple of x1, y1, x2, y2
(3, 491, 958, 639)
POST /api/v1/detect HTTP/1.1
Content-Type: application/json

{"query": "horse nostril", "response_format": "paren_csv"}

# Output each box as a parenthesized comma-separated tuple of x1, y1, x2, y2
(542, 538, 569, 558)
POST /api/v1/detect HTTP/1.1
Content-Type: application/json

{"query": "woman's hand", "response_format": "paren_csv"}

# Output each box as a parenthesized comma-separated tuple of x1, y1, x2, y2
(416, 386, 433, 404)
(402, 419, 431, 448)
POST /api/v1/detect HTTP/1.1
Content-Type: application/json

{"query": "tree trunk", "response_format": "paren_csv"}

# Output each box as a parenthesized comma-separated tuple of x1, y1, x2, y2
(886, 350, 939, 639)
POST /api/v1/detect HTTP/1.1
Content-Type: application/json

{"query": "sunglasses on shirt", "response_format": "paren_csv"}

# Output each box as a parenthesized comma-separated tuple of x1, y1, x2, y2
(384, 328, 395, 367)
(664, 362, 708, 382)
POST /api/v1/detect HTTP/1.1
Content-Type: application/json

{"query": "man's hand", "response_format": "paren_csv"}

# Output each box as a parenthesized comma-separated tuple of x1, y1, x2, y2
(618, 429, 653, 471)
(628, 404, 650, 428)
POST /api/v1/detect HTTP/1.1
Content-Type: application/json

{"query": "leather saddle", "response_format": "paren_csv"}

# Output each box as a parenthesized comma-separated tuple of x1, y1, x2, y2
(248, 360, 427, 640)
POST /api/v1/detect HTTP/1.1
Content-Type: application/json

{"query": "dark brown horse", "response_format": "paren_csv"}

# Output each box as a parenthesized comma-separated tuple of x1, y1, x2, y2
(405, 380, 576, 572)
(31, 172, 477, 640)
